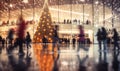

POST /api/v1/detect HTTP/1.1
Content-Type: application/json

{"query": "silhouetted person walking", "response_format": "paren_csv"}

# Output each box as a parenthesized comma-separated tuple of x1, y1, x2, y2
(101, 27, 107, 51)
(25, 32, 31, 49)
(96, 28, 102, 50)
(52, 26, 60, 52)
(112, 28, 120, 50)
(64, 19, 66, 24)
(17, 16, 26, 55)
(2, 38, 5, 48)
(72, 37, 76, 46)
(0, 35, 2, 42)
(42, 36, 48, 44)
(7, 28, 14, 46)
(0, 35, 2, 47)
(78, 25, 85, 44)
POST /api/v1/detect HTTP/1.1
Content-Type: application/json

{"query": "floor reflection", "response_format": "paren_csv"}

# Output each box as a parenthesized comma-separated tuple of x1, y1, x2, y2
(96, 51, 108, 71)
(34, 44, 58, 71)
(112, 50, 120, 71)
(0, 43, 119, 71)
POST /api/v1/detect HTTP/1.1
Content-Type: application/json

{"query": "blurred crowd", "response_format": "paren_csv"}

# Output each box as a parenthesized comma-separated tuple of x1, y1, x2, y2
(96, 27, 120, 51)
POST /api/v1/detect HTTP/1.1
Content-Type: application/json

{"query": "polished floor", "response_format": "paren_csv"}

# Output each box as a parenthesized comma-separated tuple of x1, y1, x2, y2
(0, 43, 120, 71)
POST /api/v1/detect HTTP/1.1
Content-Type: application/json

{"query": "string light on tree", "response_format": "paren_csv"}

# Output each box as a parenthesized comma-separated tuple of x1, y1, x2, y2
(47, 23, 49, 25)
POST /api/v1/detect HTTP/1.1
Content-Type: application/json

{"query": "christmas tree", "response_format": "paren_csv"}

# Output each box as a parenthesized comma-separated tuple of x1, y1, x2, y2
(33, 0, 54, 43)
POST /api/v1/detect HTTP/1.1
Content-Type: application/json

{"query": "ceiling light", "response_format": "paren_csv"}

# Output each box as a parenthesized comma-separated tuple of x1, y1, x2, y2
(80, 0, 85, 2)
(9, 4, 13, 8)
(23, 0, 28, 3)
(95, 1, 99, 4)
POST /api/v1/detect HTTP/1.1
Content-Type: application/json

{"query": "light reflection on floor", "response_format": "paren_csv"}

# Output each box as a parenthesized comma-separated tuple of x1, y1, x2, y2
(0, 43, 119, 71)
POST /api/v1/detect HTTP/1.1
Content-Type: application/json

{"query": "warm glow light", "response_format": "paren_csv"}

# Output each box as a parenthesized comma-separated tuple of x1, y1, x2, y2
(47, 19, 49, 22)
(43, 29, 46, 31)
(48, 26, 51, 28)
(0, 21, 2, 25)
(43, 16, 46, 19)
(62, 61, 68, 66)
(49, 33, 52, 35)
(47, 13, 50, 16)
(50, 30, 53, 32)
(9, 4, 13, 8)
(48, 38, 51, 40)
(45, 35, 47, 38)
(80, 0, 85, 2)
(37, 37, 39, 40)
(88, 30, 92, 33)
(23, 0, 28, 3)
(95, 24, 98, 27)
(47, 23, 49, 25)
(44, 12, 47, 14)
(95, 1, 99, 4)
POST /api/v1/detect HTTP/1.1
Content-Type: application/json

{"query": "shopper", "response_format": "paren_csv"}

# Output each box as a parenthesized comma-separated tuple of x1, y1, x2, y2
(2, 38, 5, 47)
(112, 28, 120, 50)
(52, 25, 60, 52)
(7, 28, 14, 46)
(17, 16, 26, 55)
(78, 25, 85, 44)
(42, 36, 48, 44)
(25, 32, 31, 49)
(96, 28, 102, 50)
(101, 27, 108, 51)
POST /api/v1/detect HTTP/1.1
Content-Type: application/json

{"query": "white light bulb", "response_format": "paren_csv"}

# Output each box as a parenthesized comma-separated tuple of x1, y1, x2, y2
(95, 1, 99, 4)
(23, 0, 28, 3)
(80, 0, 85, 2)
(10, 4, 13, 7)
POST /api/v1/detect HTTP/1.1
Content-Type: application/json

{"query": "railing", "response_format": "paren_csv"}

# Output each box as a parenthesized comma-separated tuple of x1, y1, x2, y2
(52, 21, 93, 26)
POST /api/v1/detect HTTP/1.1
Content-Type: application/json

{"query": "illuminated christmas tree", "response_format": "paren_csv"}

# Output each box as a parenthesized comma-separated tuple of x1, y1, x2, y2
(33, 0, 54, 43)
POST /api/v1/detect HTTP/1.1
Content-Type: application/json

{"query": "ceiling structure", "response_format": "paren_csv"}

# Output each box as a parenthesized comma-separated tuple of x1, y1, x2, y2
(0, 0, 120, 13)
(0, 0, 120, 27)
